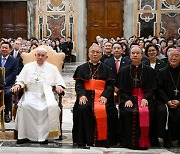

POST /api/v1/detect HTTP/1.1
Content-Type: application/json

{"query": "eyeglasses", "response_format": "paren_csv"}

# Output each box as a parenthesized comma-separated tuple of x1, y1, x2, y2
(90, 51, 102, 54)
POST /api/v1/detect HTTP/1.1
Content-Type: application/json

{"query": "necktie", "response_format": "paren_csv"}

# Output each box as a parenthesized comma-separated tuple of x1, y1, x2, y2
(14, 51, 17, 58)
(116, 59, 120, 73)
(1, 57, 6, 67)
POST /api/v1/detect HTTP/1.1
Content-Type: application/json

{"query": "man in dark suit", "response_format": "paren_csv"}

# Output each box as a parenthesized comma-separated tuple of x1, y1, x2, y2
(0, 41, 18, 122)
(65, 37, 73, 63)
(11, 40, 21, 59)
(104, 42, 131, 145)
(104, 42, 131, 92)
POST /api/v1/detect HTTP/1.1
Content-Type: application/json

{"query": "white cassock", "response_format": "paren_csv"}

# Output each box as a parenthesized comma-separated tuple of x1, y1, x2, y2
(15, 61, 66, 141)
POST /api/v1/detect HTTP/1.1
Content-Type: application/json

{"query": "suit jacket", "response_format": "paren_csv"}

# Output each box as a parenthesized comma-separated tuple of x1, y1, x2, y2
(11, 49, 21, 58)
(143, 58, 166, 74)
(0, 55, 18, 87)
(104, 56, 131, 86)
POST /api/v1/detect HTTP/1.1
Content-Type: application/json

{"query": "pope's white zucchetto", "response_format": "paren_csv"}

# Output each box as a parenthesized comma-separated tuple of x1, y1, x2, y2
(36, 48, 48, 53)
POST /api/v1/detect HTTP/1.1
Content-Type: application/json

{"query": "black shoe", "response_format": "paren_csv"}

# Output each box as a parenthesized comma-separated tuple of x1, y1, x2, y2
(163, 141, 172, 148)
(17, 139, 29, 144)
(5, 115, 11, 123)
(150, 139, 160, 147)
(78, 144, 90, 149)
(177, 140, 180, 147)
(39, 140, 48, 144)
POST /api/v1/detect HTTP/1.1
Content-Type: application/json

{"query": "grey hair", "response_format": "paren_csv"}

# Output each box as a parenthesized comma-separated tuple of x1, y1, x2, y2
(167, 48, 179, 57)
(130, 46, 143, 54)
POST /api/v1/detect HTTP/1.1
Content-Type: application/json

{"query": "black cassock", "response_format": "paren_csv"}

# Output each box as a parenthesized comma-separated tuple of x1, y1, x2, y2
(72, 62, 118, 147)
(156, 64, 180, 141)
(117, 64, 157, 149)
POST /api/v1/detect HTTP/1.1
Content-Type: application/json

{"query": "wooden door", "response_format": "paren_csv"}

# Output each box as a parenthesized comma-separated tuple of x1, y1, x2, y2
(87, 0, 123, 49)
(0, 2, 27, 39)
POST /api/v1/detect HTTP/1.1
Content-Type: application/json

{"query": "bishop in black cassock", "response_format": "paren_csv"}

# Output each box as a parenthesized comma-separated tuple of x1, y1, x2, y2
(156, 48, 180, 148)
(73, 44, 118, 148)
(117, 46, 157, 150)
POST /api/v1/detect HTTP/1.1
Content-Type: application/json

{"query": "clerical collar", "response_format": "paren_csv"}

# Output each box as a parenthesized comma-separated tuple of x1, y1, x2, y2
(131, 63, 142, 68)
(88, 61, 101, 79)
(169, 64, 180, 72)
(89, 60, 101, 65)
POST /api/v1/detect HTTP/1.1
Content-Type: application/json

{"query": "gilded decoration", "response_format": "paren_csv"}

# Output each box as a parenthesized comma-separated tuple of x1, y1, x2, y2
(161, 13, 180, 38)
(47, 0, 65, 12)
(139, 0, 155, 10)
(166, 0, 179, 5)
(50, 0, 62, 6)
(162, 0, 180, 9)
(47, 15, 66, 39)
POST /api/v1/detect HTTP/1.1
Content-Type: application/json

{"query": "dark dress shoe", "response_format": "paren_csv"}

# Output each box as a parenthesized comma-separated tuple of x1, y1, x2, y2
(78, 144, 90, 149)
(5, 115, 11, 123)
(17, 139, 29, 144)
(177, 140, 180, 147)
(163, 141, 172, 148)
(39, 140, 48, 144)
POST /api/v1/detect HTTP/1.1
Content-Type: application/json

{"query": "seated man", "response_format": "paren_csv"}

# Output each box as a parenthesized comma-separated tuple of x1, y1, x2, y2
(72, 43, 118, 148)
(117, 46, 157, 150)
(11, 48, 66, 144)
(156, 48, 180, 148)
(0, 41, 18, 123)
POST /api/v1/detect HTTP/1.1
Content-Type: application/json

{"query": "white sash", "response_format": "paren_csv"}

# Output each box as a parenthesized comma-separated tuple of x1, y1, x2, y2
(43, 84, 60, 137)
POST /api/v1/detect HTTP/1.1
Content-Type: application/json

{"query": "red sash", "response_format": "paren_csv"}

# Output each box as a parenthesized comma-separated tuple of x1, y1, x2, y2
(84, 79, 107, 140)
(132, 88, 150, 148)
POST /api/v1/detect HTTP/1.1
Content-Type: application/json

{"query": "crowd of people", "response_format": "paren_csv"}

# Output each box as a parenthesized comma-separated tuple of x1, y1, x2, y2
(0, 36, 73, 63)
(0, 34, 180, 150)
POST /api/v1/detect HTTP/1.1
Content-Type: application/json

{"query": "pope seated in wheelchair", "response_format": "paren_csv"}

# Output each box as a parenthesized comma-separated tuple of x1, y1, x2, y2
(10, 47, 66, 144)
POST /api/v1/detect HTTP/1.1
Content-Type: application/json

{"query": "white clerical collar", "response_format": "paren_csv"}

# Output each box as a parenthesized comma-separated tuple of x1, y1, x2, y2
(89, 60, 101, 64)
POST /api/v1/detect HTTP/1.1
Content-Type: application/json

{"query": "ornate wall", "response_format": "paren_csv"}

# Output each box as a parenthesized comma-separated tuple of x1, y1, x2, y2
(36, 0, 77, 51)
(134, 0, 180, 38)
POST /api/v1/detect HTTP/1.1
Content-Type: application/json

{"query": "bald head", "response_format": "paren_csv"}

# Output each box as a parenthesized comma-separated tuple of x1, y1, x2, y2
(130, 46, 143, 66)
(89, 43, 101, 53)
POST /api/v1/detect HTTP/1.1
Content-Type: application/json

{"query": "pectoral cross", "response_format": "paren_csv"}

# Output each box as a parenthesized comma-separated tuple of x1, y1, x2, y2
(133, 77, 140, 87)
(35, 78, 39, 82)
(174, 89, 179, 96)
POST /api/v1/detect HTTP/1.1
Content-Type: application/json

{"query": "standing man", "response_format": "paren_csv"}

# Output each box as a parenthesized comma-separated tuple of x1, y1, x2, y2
(66, 37, 73, 63)
(117, 46, 157, 150)
(0, 41, 18, 123)
(10, 48, 66, 144)
(156, 48, 180, 148)
(73, 44, 118, 148)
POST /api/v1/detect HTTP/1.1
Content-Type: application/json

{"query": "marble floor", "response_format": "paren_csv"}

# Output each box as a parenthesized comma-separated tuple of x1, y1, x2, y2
(0, 62, 179, 154)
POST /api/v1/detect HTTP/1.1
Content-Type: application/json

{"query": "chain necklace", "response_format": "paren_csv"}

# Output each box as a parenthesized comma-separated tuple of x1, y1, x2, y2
(169, 70, 180, 96)
(88, 62, 101, 79)
(130, 64, 143, 87)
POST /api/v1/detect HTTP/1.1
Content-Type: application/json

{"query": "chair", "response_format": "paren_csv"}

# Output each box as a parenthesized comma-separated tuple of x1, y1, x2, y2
(13, 45, 65, 139)
(0, 67, 5, 132)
